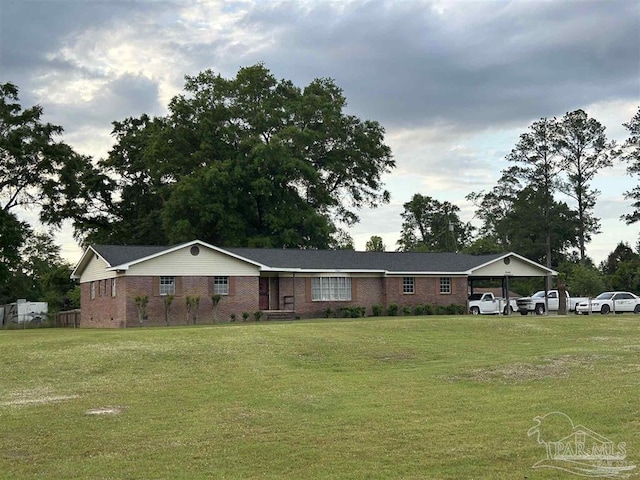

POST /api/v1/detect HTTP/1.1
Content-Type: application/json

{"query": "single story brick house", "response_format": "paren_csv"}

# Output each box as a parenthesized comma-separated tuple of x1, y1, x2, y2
(70, 240, 556, 328)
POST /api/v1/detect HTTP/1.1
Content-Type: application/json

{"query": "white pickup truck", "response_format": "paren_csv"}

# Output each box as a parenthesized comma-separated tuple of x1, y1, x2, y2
(468, 293, 518, 315)
(516, 290, 589, 315)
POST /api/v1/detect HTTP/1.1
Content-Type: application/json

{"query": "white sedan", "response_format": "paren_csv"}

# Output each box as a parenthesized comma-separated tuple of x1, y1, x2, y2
(575, 291, 640, 315)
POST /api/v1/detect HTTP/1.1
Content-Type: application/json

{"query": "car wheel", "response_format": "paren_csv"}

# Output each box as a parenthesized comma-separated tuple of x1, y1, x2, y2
(635, 304, 640, 314)
(601, 304, 610, 315)
(534, 304, 545, 315)
(470, 306, 480, 315)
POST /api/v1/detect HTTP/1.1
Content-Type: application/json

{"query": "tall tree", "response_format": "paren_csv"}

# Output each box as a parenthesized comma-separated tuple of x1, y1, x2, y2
(0, 210, 27, 301)
(0, 82, 91, 225)
(72, 65, 395, 248)
(505, 117, 561, 268)
(600, 241, 637, 275)
(397, 194, 472, 252)
(466, 174, 521, 251)
(468, 173, 579, 264)
(619, 107, 640, 224)
(555, 109, 614, 263)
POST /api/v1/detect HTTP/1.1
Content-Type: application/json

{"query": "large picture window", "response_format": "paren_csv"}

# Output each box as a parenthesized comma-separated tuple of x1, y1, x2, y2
(311, 277, 352, 301)
(440, 277, 451, 294)
(159, 276, 175, 296)
(213, 276, 229, 295)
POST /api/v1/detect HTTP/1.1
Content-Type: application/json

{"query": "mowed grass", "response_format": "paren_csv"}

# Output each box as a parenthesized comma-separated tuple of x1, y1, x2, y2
(1, 315, 639, 479)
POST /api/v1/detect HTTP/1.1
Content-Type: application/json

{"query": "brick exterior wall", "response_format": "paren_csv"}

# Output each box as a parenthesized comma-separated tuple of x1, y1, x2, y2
(80, 276, 259, 327)
(80, 278, 127, 328)
(273, 275, 468, 319)
(79, 273, 469, 327)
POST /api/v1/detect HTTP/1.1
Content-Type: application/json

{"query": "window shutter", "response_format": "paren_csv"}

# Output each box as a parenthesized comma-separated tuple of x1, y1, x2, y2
(351, 278, 357, 301)
(175, 277, 183, 296)
(153, 277, 159, 296)
(228, 277, 235, 296)
(305, 278, 311, 302)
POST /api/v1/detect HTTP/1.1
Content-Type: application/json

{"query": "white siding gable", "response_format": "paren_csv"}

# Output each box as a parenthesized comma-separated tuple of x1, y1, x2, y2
(471, 256, 549, 277)
(126, 245, 259, 277)
(79, 253, 117, 283)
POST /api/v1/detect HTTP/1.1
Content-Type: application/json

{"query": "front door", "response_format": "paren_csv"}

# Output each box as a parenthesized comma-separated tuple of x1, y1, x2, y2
(259, 278, 269, 310)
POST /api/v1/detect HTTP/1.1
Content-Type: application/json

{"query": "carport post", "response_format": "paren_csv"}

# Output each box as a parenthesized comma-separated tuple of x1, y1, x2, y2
(504, 274, 510, 315)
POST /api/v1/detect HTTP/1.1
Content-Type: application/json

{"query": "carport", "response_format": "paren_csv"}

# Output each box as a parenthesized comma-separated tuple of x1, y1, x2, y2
(467, 253, 558, 315)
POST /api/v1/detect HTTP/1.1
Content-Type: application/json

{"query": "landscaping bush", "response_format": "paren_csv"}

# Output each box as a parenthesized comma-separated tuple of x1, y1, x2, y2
(341, 306, 366, 318)
(387, 303, 398, 316)
(371, 304, 383, 317)
(413, 305, 425, 316)
(402, 306, 412, 316)
(435, 305, 449, 315)
(447, 303, 466, 315)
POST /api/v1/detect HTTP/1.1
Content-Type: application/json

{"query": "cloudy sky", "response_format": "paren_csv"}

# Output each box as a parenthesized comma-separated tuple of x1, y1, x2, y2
(2, 0, 639, 264)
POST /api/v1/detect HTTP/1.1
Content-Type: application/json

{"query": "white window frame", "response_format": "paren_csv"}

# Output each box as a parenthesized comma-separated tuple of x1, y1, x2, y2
(311, 277, 352, 301)
(440, 277, 451, 294)
(111, 278, 117, 297)
(403, 277, 415, 294)
(213, 276, 229, 295)
(90, 281, 96, 300)
(159, 276, 175, 296)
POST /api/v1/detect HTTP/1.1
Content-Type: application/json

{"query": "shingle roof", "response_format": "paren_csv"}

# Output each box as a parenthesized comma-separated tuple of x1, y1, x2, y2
(90, 243, 505, 273)
(226, 248, 505, 273)
(92, 245, 169, 267)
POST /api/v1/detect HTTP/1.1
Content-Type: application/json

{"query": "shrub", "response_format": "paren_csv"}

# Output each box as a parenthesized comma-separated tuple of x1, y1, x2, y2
(324, 308, 333, 318)
(443, 303, 466, 315)
(253, 311, 263, 322)
(341, 306, 366, 318)
(402, 306, 412, 316)
(424, 304, 434, 315)
(242, 312, 250, 322)
(387, 303, 398, 316)
(371, 304, 383, 317)
(230, 313, 236, 322)
(435, 305, 449, 315)
(413, 305, 425, 316)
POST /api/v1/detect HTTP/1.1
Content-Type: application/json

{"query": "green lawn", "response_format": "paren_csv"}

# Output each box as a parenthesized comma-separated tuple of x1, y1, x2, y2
(1, 316, 638, 479)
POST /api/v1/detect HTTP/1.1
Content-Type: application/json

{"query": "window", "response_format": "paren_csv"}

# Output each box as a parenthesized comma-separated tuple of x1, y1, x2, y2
(213, 276, 229, 295)
(159, 276, 175, 296)
(403, 277, 415, 294)
(311, 277, 352, 301)
(90, 281, 96, 300)
(440, 277, 451, 294)
(111, 278, 117, 297)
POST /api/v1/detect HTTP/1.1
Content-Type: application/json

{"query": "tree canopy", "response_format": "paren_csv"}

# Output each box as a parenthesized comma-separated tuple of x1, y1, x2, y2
(0, 83, 81, 307)
(397, 194, 473, 252)
(620, 107, 640, 224)
(71, 64, 395, 249)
